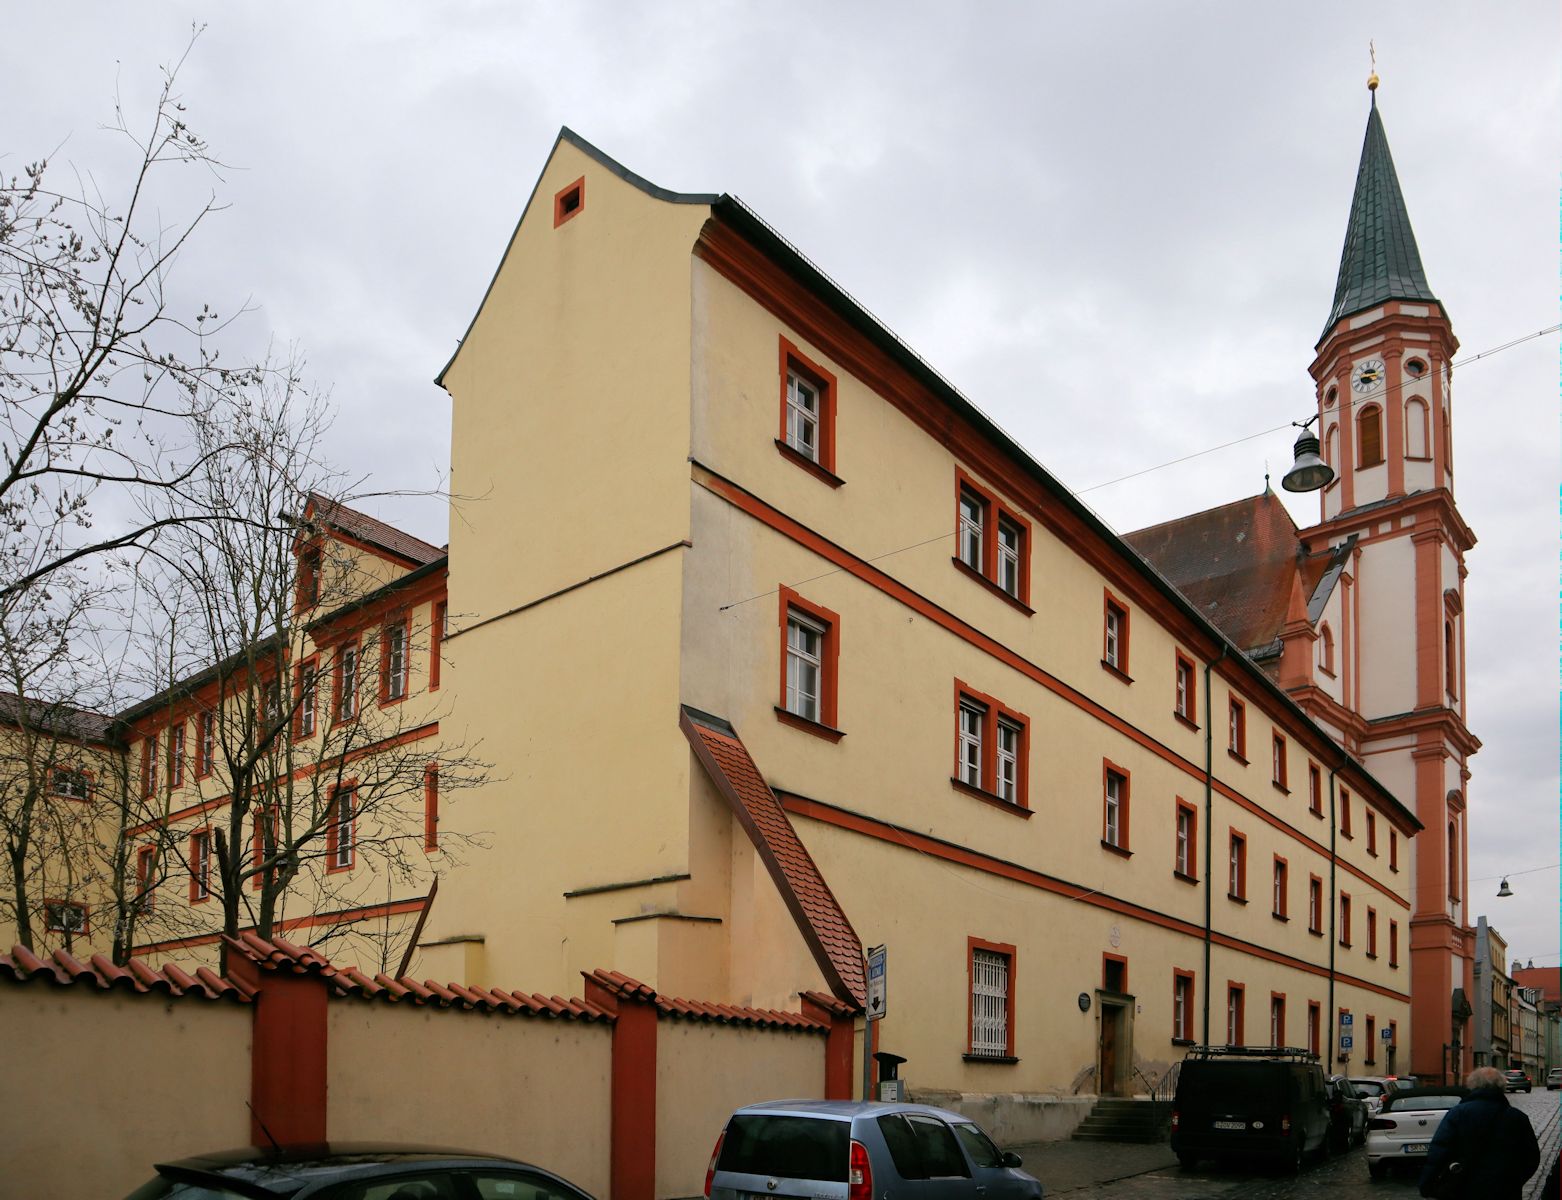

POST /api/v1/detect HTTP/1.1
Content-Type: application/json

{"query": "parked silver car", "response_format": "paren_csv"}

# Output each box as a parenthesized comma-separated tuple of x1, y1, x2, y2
(704, 1100, 1043, 1200)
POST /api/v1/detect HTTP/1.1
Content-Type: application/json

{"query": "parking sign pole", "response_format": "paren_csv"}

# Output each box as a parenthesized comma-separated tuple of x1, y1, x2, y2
(864, 946, 886, 1100)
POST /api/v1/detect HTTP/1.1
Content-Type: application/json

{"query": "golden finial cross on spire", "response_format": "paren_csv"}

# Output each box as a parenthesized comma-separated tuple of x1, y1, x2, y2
(1368, 41, 1380, 94)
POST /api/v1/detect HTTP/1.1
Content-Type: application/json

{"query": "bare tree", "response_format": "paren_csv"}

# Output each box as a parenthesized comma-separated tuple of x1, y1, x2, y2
(127, 377, 485, 971)
(0, 31, 269, 601)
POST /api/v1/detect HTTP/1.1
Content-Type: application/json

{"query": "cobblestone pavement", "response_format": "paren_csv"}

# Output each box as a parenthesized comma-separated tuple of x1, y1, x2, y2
(1020, 1090, 1559, 1200)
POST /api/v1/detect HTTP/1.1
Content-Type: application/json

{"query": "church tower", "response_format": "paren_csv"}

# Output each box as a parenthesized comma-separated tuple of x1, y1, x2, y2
(1300, 78, 1479, 1082)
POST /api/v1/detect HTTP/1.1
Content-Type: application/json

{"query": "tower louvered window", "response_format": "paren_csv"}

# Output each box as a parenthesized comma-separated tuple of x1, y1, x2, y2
(970, 948, 1011, 1057)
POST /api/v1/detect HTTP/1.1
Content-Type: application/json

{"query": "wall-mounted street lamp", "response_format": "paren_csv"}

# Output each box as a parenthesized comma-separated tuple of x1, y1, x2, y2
(1282, 415, 1335, 493)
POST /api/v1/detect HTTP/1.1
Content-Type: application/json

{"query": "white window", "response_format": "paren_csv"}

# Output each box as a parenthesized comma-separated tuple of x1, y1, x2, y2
(1104, 772, 1123, 847)
(785, 370, 820, 461)
(338, 644, 358, 722)
(1273, 862, 1286, 915)
(1270, 997, 1284, 1047)
(385, 623, 407, 700)
(170, 725, 185, 788)
(263, 682, 281, 724)
(1228, 834, 1246, 897)
(970, 948, 1011, 1057)
(958, 700, 985, 787)
(199, 712, 215, 775)
(1227, 987, 1243, 1045)
(1175, 659, 1192, 718)
(52, 769, 90, 800)
(143, 733, 159, 797)
(1175, 808, 1192, 876)
(1174, 974, 1193, 1041)
(191, 830, 211, 901)
(329, 789, 354, 869)
(995, 718, 1020, 803)
(44, 901, 87, 934)
(299, 664, 317, 737)
(997, 518, 1021, 597)
(958, 490, 984, 571)
(785, 610, 825, 722)
(1104, 608, 1122, 668)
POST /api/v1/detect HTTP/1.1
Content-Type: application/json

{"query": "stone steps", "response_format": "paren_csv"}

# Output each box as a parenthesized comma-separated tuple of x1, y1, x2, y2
(1070, 1098, 1170, 1144)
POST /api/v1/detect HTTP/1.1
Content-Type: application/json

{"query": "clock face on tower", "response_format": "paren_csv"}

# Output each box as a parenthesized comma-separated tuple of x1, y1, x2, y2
(1353, 359, 1385, 392)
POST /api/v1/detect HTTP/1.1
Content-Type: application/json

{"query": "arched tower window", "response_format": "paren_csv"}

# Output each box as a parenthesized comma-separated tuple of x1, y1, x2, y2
(1325, 423, 1339, 469)
(1357, 405, 1384, 468)
(1447, 819, 1459, 900)
(1445, 620, 1457, 698)
(1406, 397, 1430, 458)
(1318, 623, 1335, 674)
(1443, 409, 1453, 475)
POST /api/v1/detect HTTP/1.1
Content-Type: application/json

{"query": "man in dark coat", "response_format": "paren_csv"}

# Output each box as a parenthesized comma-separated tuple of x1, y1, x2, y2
(1420, 1066, 1541, 1199)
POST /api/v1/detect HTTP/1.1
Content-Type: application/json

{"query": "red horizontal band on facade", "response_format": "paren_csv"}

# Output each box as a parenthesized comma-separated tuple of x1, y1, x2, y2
(125, 722, 441, 838)
(694, 465, 1410, 911)
(779, 791, 1411, 1005)
(131, 896, 429, 956)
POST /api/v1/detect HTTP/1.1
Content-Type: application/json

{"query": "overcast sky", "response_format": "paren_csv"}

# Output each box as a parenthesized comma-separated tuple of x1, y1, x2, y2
(9, 3, 1557, 968)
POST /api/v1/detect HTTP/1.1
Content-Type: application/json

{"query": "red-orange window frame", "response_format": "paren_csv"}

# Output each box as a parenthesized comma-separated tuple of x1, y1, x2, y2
(295, 656, 320, 739)
(188, 827, 213, 904)
(1389, 920, 1400, 967)
(50, 765, 93, 802)
(1269, 992, 1287, 1047)
(966, 936, 1016, 1059)
(778, 337, 840, 480)
(1174, 652, 1196, 723)
(1366, 810, 1378, 856)
(1226, 982, 1246, 1045)
(1172, 969, 1196, 1042)
(1340, 788, 1353, 837)
(1173, 798, 1198, 881)
(1102, 953, 1128, 994)
(378, 616, 410, 706)
(325, 783, 357, 874)
(1339, 892, 1352, 946)
(333, 638, 360, 725)
(553, 176, 585, 227)
(423, 763, 439, 853)
(1365, 1015, 1377, 1064)
(1101, 760, 1131, 855)
(1308, 874, 1324, 934)
(1308, 762, 1322, 816)
(1228, 697, 1247, 760)
(777, 587, 842, 737)
(951, 680, 1030, 809)
(1101, 590, 1130, 677)
(1271, 733, 1287, 790)
(1366, 907, 1378, 958)
(1307, 1001, 1322, 1055)
(1227, 829, 1247, 900)
(169, 723, 186, 789)
(953, 469, 1032, 608)
(430, 601, 447, 692)
(1272, 854, 1288, 918)
(42, 898, 91, 935)
(1389, 830, 1399, 872)
(135, 845, 157, 911)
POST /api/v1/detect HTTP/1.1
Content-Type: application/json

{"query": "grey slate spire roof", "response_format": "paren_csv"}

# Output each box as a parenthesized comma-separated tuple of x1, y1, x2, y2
(1322, 98, 1438, 336)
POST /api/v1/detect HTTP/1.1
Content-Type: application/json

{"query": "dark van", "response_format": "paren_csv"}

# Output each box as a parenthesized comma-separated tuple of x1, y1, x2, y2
(1169, 1046, 1331, 1172)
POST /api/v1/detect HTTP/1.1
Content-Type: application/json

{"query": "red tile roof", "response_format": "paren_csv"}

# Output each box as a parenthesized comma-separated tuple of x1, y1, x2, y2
(227, 933, 611, 1020)
(1124, 490, 1314, 655)
(680, 707, 867, 1008)
(306, 493, 445, 567)
(583, 967, 827, 1031)
(1513, 967, 1561, 1006)
(0, 943, 251, 1002)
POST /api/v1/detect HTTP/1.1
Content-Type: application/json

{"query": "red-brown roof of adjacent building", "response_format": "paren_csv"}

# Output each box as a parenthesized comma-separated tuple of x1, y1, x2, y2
(1124, 489, 1333, 657)
(306, 493, 445, 567)
(680, 706, 867, 1008)
(1513, 966, 1561, 1006)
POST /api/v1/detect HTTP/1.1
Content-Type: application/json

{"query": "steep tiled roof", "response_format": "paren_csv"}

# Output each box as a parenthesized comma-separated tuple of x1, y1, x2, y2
(0, 943, 251, 1002)
(1125, 490, 1323, 656)
(680, 707, 866, 1008)
(1323, 99, 1438, 336)
(306, 493, 445, 567)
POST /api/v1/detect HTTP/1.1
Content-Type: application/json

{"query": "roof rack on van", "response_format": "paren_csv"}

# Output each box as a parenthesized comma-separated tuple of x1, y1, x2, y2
(1185, 1045, 1321, 1062)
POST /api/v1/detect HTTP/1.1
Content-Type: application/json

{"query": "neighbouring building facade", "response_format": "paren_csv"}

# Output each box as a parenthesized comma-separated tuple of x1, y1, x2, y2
(7, 85, 1481, 1115)
(1474, 915, 1513, 1067)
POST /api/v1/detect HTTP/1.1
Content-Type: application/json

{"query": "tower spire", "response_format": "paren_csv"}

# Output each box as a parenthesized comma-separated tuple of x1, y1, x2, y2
(1321, 94, 1438, 337)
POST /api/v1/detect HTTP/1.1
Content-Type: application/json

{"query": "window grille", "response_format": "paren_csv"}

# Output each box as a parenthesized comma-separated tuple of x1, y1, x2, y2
(971, 949, 1009, 1056)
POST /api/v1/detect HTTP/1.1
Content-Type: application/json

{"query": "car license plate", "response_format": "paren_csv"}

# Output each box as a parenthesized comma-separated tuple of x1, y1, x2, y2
(1404, 1143, 1428, 1153)
(1213, 1120, 1245, 1130)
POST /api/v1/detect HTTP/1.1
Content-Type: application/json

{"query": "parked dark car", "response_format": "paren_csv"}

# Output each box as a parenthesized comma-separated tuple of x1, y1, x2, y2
(123, 1144, 596, 1200)
(1504, 1068, 1533, 1093)
(1326, 1074, 1368, 1151)
(1169, 1046, 1332, 1172)
(704, 1100, 1043, 1200)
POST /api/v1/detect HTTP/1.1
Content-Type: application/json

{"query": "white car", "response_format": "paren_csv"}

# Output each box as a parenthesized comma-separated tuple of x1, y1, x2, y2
(1365, 1086, 1464, 1179)
(1547, 1067, 1562, 1091)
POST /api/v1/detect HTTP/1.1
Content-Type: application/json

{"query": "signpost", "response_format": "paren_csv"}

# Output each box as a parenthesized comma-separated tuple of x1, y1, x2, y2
(864, 946, 886, 1100)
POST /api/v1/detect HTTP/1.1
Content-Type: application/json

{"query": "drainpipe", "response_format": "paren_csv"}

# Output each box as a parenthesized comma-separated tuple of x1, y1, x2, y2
(1202, 646, 1227, 1045)
(1327, 765, 1339, 1069)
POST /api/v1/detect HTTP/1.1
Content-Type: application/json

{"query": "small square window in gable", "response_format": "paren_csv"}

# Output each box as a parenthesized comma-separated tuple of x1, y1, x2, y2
(553, 176, 585, 227)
